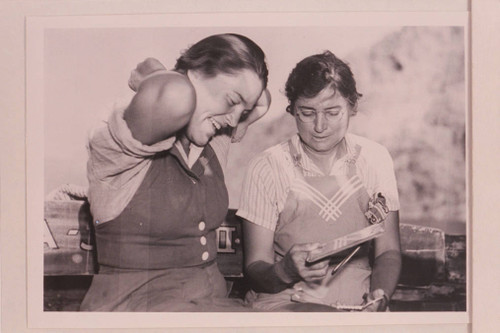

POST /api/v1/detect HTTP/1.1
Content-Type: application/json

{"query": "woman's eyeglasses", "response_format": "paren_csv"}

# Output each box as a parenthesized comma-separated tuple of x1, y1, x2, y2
(296, 109, 345, 123)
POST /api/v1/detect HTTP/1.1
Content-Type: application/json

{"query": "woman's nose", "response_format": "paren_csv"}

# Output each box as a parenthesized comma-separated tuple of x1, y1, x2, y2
(225, 107, 245, 127)
(314, 112, 327, 132)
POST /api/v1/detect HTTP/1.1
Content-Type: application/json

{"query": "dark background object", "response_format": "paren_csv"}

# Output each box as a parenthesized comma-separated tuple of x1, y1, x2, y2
(44, 202, 466, 312)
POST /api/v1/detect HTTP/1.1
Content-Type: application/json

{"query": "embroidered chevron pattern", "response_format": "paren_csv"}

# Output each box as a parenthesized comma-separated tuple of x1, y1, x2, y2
(291, 176, 363, 222)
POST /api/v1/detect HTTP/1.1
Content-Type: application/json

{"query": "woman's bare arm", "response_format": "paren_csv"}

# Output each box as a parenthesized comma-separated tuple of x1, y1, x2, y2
(364, 211, 402, 311)
(123, 73, 195, 145)
(243, 219, 329, 294)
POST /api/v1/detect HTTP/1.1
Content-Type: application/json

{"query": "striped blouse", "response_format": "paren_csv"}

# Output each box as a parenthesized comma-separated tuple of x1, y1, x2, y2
(236, 133, 400, 231)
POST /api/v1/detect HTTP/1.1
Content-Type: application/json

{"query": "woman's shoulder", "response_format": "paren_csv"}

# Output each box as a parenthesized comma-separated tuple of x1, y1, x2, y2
(347, 133, 390, 155)
(252, 138, 290, 159)
(247, 138, 295, 172)
(347, 133, 394, 167)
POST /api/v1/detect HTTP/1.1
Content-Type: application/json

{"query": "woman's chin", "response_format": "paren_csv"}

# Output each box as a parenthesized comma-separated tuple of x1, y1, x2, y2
(190, 138, 207, 147)
(187, 126, 215, 147)
(190, 132, 212, 147)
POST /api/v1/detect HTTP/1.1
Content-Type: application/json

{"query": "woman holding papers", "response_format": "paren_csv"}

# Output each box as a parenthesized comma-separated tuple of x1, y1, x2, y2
(237, 51, 401, 311)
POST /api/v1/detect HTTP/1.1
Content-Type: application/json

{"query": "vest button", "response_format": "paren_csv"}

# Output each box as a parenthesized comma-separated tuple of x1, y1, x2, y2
(202, 251, 209, 261)
(200, 236, 207, 245)
(198, 221, 206, 231)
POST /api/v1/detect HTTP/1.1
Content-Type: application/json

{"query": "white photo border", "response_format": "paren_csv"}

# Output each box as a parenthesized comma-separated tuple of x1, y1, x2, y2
(26, 11, 469, 329)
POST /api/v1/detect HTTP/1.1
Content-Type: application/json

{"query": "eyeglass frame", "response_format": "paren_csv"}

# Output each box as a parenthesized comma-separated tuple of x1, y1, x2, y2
(294, 107, 346, 124)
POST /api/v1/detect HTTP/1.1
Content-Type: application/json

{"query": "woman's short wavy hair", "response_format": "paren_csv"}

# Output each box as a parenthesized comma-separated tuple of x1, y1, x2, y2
(285, 51, 362, 114)
(175, 33, 268, 88)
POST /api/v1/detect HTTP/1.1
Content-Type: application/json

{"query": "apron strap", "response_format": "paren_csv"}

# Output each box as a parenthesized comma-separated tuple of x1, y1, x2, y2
(288, 139, 302, 167)
(346, 144, 362, 178)
(345, 144, 372, 223)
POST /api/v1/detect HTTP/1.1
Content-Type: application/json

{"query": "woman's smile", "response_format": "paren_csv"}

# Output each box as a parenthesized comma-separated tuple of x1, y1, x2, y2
(209, 117, 223, 131)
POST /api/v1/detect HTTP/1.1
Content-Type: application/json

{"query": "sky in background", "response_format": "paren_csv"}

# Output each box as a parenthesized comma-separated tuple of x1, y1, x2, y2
(44, 25, 400, 194)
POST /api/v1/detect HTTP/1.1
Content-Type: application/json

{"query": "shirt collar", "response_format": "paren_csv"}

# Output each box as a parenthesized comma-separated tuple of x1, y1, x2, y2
(174, 139, 204, 169)
(290, 133, 355, 176)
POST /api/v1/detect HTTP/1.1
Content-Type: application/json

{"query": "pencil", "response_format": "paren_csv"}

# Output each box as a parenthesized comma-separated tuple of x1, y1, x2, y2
(331, 245, 361, 275)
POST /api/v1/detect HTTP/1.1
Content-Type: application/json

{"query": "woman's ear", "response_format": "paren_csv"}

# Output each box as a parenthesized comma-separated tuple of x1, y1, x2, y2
(186, 69, 202, 83)
(348, 102, 358, 117)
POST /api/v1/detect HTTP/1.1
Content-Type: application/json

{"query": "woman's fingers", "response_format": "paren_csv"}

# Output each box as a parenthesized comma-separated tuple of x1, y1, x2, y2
(302, 258, 329, 280)
(301, 266, 329, 281)
(128, 69, 142, 92)
(307, 260, 329, 270)
(128, 58, 167, 92)
(362, 289, 386, 312)
(284, 243, 330, 281)
(136, 57, 166, 74)
(249, 89, 271, 119)
(256, 88, 271, 108)
(232, 88, 271, 142)
(231, 125, 248, 143)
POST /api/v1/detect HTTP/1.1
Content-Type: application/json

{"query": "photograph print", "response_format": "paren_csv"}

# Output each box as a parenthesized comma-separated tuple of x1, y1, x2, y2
(27, 12, 468, 327)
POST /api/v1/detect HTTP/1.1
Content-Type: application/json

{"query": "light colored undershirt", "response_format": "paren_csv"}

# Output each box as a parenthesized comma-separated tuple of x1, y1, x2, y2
(174, 140, 204, 169)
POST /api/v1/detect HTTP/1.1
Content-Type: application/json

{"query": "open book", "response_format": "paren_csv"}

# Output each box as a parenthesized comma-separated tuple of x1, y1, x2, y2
(306, 223, 385, 263)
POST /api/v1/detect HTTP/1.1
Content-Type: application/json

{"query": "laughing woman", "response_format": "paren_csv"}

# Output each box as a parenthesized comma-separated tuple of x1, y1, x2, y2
(80, 34, 270, 311)
(237, 51, 401, 312)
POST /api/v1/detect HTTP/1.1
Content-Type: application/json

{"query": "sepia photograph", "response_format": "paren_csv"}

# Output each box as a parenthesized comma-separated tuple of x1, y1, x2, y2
(24, 11, 470, 329)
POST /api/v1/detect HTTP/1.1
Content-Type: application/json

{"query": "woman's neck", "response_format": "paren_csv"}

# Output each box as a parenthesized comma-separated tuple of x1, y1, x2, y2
(300, 138, 346, 175)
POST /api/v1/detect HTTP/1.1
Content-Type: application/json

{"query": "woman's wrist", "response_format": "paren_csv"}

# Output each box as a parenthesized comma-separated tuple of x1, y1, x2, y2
(246, 260, 295, 294)
(376, 290, 390, 311)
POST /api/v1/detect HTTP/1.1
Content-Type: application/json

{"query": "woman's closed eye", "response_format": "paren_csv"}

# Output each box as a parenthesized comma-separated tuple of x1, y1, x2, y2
(227, 94, 242, 107)
(325, 111, 341, 118)
(300, 110, 316, 117)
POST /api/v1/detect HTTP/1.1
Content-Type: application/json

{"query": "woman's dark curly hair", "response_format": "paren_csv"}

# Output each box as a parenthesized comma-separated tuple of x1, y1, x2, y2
(285, 51, 361, 114)
(175, 33, 268, 88)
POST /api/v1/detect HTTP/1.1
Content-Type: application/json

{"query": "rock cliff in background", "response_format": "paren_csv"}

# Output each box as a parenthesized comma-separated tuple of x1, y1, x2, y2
(226, 27, 466, 234)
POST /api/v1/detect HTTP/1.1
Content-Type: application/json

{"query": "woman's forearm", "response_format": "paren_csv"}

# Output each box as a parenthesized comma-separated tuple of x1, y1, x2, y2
(370, 249, 402, 299)
(246, 260, 297, 294)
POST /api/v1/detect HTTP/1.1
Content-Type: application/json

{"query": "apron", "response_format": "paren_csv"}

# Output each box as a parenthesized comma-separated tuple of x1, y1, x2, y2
(248, 138, 373, 311)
